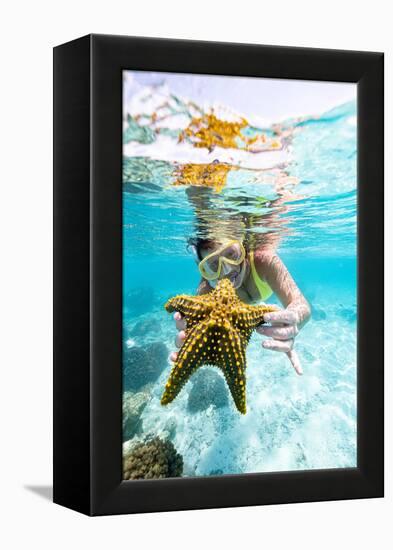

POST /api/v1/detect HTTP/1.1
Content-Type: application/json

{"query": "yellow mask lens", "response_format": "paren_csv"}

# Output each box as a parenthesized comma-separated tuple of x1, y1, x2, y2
(198, 240, 246, 280)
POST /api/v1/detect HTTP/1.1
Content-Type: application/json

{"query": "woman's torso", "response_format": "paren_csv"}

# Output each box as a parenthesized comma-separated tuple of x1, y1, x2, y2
(237, 252, 273, 304)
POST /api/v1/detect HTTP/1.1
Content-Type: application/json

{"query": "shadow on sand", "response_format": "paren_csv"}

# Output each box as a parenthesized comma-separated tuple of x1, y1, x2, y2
(24, 485, 52, 501)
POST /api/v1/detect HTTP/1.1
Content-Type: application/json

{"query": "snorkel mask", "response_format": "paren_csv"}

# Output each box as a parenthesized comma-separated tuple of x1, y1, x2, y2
(190, 240, 246, 284)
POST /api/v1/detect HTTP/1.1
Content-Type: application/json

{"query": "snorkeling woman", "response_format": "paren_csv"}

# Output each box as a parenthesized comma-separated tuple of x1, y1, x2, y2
(170, 238, 311, 374)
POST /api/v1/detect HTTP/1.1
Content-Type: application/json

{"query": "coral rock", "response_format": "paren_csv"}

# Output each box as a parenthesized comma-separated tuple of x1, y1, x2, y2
(124, 341, 168, 391)
(122, 391, 150, 442)
(123, 437, 183, 480)
(147, 341, 169, 370)
(187, 368, 228, 413)
(130, 318, 161, 337)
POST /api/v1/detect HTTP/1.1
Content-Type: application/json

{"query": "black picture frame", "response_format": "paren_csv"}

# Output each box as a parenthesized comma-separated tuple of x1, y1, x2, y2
(53, 34, 384, 516)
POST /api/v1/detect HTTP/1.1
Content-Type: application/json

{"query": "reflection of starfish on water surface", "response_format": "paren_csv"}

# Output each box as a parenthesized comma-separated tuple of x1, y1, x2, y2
(161, 279, 277, 414)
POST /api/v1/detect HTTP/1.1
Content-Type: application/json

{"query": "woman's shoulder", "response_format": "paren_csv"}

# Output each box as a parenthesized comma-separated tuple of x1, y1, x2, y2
(252, 248, 277, 270)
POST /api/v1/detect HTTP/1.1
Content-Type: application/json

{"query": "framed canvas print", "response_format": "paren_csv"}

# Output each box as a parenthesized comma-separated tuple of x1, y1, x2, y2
(53, 34, 384, 515)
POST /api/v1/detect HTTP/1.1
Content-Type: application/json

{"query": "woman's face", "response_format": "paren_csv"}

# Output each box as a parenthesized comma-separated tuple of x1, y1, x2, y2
(200, 241, 246, 289)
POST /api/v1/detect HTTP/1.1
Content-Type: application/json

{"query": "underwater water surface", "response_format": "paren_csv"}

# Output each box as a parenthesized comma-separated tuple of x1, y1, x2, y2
(122, 83, 357, 477)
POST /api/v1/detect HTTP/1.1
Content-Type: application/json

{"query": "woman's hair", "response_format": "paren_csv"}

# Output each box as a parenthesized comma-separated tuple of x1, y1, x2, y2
(187, 237, 216, 261)
(187, 237, 248, 260)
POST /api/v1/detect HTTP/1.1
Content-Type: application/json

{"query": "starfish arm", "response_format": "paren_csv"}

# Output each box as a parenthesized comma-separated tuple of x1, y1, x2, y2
(212, 325, 247, 414)
(165, 294, 213, 328)
(165, 294, 204, 313)
(235, 304, 279, 330)
(161, 323, 207, 405)
(230, 330, 247, 414)
(224, 366, 247, 415)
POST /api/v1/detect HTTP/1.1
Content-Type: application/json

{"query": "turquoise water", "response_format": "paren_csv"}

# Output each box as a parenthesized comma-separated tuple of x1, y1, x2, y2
(122, 97, 357, 475)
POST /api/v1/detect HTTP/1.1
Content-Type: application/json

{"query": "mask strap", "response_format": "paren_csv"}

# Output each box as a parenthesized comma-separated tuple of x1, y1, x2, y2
(188, 244, 198, 259)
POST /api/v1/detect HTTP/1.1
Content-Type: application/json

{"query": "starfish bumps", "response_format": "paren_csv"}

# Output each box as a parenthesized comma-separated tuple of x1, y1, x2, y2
(162, 279, 277, 414)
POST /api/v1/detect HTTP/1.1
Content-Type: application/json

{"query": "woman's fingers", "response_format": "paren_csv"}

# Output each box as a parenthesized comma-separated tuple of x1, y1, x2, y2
(257, 324, 298, 340)
(174, 312, 186, 331)
(263, 310, 298, 326)
(175, 330, 186, 348)
(262, 339, 303, 375)
(262, 338, 294, 353)
(286, 350, 303, 375)
(171, 313, 187, 362)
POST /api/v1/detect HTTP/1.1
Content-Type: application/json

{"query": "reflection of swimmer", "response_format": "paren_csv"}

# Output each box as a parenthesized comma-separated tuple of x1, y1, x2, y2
(171, 238, 311, 375)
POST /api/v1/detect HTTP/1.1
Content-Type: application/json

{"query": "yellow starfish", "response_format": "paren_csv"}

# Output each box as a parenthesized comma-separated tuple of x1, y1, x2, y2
(172, 162, 235, 193)
(161, 279, 277, 414)
(178, 112, 281, 153)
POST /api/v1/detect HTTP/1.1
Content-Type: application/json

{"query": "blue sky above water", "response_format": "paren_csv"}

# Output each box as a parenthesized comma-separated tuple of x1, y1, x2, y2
(124, 70, 356, 124)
